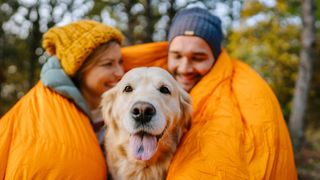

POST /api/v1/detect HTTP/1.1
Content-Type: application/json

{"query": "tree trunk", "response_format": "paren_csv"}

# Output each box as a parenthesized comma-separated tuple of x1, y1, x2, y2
(0, 5, 6, 99)
(0, 29, 4, 92)
(124, 0, 136, 44)
(166, 0, 176, 38)
(289, 0, 316, 150)
(144, 0, 153, 43)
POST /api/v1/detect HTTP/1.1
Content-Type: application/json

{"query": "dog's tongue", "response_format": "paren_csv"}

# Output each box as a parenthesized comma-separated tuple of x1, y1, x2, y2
(129, 133, 157, 161)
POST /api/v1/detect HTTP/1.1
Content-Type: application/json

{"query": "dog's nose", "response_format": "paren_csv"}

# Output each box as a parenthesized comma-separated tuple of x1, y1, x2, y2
(130, 101, 156, 124)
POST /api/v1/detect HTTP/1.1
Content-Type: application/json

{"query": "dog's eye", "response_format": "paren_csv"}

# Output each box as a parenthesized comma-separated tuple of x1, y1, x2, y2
(123, 85, 133, 93)
(159, 86, 171, 95)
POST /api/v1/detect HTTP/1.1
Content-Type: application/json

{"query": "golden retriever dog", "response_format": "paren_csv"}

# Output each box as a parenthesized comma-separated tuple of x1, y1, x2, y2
(101, 67, 192, 180)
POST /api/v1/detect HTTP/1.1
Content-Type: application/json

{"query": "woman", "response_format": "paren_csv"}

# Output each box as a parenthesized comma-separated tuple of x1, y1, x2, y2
(0, 20, 124, 179)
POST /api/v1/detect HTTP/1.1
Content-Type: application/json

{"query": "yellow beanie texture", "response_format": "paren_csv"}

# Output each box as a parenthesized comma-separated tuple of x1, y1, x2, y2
(42, 20, 124, 76)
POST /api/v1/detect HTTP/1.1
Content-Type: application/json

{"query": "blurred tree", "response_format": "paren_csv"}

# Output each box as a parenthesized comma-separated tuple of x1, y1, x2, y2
(0, 0, 94, 115)
(307, 23, 320, 130)
(0, 0, 20, 114)
(289, 0, 317, 149)
(87, 0, 162, 44)
(0, 36, 32, 115)
(3, 0, 94, 89)
(87, 0, 244, 45)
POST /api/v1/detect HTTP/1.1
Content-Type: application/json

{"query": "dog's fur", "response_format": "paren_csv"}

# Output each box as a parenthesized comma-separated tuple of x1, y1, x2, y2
(101, 67, 192, 180)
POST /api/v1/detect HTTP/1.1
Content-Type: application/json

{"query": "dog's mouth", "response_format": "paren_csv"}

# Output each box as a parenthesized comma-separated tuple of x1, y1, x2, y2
(129, 130, 165, 161)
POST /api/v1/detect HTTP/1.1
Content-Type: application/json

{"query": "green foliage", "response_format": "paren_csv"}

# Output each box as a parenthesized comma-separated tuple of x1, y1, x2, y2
(317, 0, 320, 20)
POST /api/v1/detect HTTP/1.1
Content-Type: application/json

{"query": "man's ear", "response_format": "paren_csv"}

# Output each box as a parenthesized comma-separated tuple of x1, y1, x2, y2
(178, 86, 192, 130)
(100, 87, 117, 126)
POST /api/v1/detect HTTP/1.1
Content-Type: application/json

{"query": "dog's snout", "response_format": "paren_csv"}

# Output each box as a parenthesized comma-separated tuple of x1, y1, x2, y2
(131, 101, 156, 123)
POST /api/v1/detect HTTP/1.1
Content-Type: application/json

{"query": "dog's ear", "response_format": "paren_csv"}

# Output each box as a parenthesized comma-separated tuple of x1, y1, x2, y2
(100, 87, 117, 126)
(178, 86, 192, 130)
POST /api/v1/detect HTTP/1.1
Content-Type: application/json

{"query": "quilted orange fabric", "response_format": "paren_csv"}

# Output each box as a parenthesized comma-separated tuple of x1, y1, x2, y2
(121, 42, 297, 179)
(0, 82, 106, 179)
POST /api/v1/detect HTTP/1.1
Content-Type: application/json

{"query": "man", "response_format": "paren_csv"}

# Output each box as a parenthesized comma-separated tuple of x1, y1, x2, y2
(122, 7, 297, 179)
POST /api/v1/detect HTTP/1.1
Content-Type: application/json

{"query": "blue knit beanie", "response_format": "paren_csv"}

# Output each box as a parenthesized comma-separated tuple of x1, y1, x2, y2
(168, 7, 223, 59)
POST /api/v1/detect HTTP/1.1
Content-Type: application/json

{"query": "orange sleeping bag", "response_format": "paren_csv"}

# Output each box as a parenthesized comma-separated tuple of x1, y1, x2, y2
(0, 82, 106, 179)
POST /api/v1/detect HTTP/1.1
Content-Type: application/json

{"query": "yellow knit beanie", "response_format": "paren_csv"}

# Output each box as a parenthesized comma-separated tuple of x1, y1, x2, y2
(42, 20, 124, 76)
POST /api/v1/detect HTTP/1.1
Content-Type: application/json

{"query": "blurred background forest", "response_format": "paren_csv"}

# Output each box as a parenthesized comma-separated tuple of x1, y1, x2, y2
(0, 0, 319, 179)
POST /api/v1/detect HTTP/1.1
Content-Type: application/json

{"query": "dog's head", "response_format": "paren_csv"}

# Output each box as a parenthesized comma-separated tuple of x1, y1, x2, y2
(101, 67, 192, 162)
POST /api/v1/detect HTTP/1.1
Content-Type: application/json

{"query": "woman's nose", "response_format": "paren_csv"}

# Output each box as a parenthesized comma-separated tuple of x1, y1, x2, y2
(114, 63, 124, 81)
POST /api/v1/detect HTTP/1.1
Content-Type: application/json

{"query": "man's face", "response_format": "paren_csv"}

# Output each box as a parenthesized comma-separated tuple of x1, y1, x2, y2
(168, 36, 215, 92)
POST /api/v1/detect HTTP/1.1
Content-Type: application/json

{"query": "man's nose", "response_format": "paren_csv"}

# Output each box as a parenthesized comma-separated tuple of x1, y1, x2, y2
(177, 58, 193, 73)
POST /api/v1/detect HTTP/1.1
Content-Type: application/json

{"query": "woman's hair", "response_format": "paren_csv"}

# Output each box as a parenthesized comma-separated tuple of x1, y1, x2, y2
(72, 40, 119, 88)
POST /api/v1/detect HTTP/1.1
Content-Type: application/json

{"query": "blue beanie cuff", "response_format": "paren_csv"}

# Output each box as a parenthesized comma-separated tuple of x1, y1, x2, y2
(168, 7, 223, 59)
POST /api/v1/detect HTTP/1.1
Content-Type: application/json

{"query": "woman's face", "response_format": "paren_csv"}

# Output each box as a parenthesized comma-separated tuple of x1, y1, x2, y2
(80, 43, 124, 109)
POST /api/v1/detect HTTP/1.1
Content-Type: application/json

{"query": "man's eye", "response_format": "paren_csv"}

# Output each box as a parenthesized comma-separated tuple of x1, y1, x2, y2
(174, 54, 182, 59)
(192, 57, 205, 62)
(159, 85, 171, 95)
(123, 85, 133, 93)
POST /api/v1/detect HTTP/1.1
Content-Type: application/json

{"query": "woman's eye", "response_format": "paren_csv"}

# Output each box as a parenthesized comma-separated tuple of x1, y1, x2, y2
(159, 85, 171, 95)
(169, 53, 182, 60)
(102, 62, 113, 67)
(123, 85, 133, 93)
